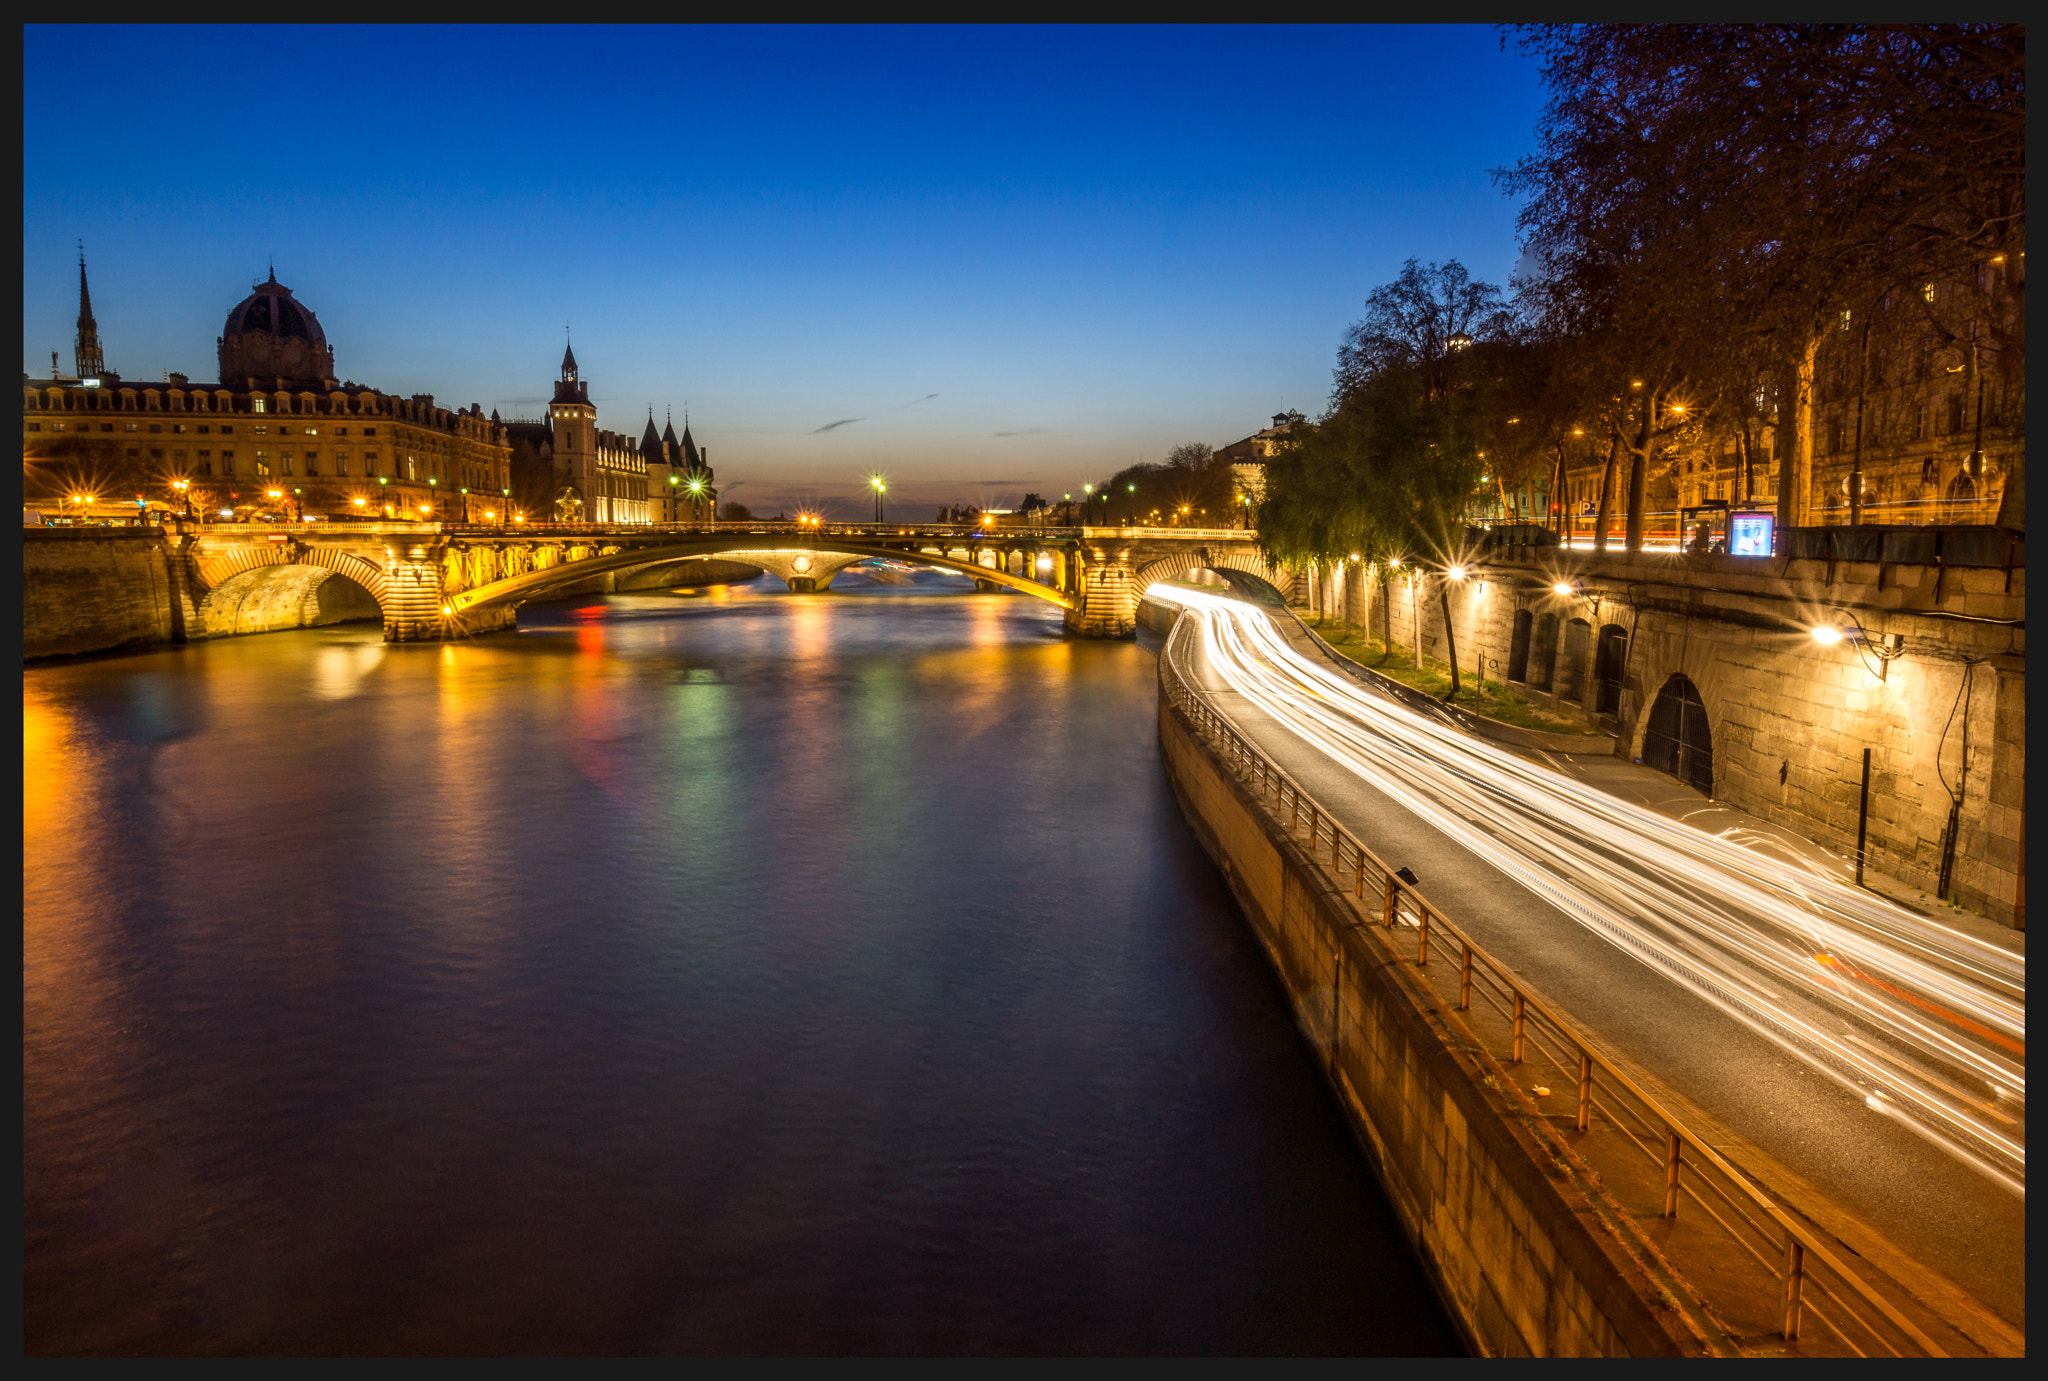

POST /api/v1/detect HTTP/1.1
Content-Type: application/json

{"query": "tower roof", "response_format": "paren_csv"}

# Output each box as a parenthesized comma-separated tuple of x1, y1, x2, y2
(74, 246, 107, 379)
(680, 420, 702, 469)
(640, 412, 664, 459)
(561, 338, 578, 378)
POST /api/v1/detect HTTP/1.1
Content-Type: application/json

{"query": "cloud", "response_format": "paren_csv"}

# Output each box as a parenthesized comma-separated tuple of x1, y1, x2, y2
(991, 428, 1049, 437)
(898, 393, 940, 409)
(812, 418, 863, 433)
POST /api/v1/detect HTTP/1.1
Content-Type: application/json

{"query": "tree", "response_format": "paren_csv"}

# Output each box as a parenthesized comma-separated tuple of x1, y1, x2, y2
(720, 500, 754, 522)
(1501, 24, 2025, 532)
(1337, 259, 1511, 406)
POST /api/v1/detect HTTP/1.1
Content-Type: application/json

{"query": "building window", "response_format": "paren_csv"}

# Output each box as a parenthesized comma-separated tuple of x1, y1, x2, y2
(173, 424, 186, 434)
(125, 423, 139, 432)
(198, 425, 210, 434)
(221, 424, 233, 434)
(336, 427, 348, 436)
(149, 423, 162, 433)
(101, 423, 114, 432)
(364, 451, 379, 473)
(255, 452, 270, 476)
(26, 422, 38, 432)
(126, 447, 139, 460)
(254, 425, 269, 435)
(1946, 394, 1965, 434)
(220, 452, 234, 474)
(252, 398, 266, 413)
(150, 448, 164, 460)
(336, 452, 349, 476)
(363, 427, 376, 437)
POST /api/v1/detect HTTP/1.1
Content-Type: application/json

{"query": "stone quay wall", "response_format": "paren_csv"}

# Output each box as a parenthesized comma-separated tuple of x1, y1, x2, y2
(23, 528, 179, 659)
(1304, 547, 2025, 927)
(1156, 687, 1699, 1357)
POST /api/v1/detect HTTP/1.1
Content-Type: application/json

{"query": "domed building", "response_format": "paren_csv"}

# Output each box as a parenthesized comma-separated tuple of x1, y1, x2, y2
(218, 270, 336, 389)
(24, 259, 511, 525)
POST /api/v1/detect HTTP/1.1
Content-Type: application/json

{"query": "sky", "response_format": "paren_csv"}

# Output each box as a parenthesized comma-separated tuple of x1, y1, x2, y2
(23, 25, 1547, 517)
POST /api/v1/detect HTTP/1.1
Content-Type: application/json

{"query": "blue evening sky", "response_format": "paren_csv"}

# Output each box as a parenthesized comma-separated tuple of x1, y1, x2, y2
(23, 24, 1546, 516)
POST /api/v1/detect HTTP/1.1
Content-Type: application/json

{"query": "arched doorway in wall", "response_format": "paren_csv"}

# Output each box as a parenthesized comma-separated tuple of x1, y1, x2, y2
(1507, 609, 1532, 682)
(1593, 624, 1629, 715)
(1558, 618, 1592, 703)
(1530, 613, 1559, 691)
(1643, 674, 1714, 795)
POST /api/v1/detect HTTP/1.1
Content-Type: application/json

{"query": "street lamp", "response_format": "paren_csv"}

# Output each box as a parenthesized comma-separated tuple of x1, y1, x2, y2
(170, 478, 193, 520)
(378, 475, 390, 517)
(870, 474, 887, 524)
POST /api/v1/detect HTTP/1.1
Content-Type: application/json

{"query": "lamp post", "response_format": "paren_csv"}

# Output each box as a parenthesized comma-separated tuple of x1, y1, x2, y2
(170, 478, 193, 521)
(870, 474, 887, 524)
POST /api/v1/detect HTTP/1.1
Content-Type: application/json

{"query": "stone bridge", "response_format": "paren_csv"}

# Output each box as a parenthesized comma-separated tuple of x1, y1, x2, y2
(156, 521, 1287, 641)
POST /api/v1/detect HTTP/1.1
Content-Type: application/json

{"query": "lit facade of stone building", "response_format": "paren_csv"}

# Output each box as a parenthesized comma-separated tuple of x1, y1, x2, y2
(23, 261, 511, 524)
(498, 345, 714, 524)
(1557, 256, 2023, 543)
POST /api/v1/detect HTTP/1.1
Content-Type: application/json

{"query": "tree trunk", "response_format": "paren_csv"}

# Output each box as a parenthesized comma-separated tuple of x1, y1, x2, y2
(1625, 393, 1652, 553)
(1438, 576, 1461, 699)
(1381, 574, 1394, 662)
(1776, 332, 1819, 533)
(1994, 453, 2025, 530)
(1595, 436, 1620, 553)
(1550, 445, 1567, 537)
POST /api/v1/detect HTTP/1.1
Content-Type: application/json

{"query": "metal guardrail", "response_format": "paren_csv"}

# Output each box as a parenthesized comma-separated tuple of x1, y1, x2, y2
(1158, 616, 1947, 1357)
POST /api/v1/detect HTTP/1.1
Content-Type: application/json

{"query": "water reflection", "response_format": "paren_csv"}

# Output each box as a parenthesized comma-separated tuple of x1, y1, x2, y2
(25, 577, 1458, 1355)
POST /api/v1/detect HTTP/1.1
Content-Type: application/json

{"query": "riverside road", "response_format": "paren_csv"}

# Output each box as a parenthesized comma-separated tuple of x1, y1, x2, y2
(1157, 587, 2025, 1331)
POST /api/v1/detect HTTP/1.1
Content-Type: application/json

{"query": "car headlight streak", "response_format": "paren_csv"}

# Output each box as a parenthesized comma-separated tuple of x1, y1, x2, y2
(1150, 586, 2025, 1194)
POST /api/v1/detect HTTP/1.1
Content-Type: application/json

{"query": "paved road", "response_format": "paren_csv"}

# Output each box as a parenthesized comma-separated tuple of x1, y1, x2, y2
(1153, 589, 2025, 1329)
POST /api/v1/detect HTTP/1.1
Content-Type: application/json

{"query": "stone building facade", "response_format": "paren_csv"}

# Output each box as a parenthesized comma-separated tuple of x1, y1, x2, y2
(1557, 256, 2023, 544)
(24, 261, 511, 525)
(495, 346, 713, 524)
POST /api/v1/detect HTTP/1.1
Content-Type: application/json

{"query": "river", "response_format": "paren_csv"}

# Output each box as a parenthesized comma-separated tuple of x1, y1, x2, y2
(23, 571, 1458, 1355)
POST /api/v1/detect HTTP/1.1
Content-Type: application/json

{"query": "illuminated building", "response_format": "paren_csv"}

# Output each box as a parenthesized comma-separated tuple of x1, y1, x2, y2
(23, 256, 511, 523)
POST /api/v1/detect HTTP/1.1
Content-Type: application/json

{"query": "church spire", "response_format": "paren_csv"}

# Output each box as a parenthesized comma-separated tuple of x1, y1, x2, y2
(74, 244, 106, 380)
(560, 330, 578, 382)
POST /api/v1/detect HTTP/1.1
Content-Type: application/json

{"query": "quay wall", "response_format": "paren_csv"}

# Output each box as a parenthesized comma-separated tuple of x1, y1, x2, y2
(23, 528, 179, 659)
(1303, 546, 2025, 926)
(1155, 683, 1698, 1357)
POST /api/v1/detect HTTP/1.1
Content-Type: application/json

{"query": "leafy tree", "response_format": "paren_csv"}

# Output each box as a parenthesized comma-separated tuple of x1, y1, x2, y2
(719, 500, 754, 522)
(1501, 23, 2025, 532)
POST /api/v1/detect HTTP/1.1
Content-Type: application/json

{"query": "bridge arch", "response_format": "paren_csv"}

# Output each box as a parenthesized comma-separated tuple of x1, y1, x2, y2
(444, 537, 1076, 622)
(189, 542, 390, 639)
(1133, 547, 1288, 606)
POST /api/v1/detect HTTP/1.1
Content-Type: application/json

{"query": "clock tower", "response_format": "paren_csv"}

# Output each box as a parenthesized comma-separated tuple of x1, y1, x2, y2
(551, 338, 596, 516)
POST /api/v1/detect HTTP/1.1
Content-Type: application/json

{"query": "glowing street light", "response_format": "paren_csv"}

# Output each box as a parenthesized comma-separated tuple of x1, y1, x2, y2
(869, 473, 887, 524)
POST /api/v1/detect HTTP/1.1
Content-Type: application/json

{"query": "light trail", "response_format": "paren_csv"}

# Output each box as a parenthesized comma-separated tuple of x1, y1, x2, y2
(1151, 586, 2025, 1195)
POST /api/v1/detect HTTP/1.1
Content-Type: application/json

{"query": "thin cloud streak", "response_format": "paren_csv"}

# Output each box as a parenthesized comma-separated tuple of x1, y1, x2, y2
(811, 418, 863, 433)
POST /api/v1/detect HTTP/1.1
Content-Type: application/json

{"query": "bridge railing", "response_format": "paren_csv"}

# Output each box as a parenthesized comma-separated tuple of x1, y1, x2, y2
(1157, 613, 1952, 1357)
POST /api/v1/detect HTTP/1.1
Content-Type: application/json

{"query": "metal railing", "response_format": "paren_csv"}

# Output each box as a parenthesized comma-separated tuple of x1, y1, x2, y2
(1158, 617, 1948, 1357)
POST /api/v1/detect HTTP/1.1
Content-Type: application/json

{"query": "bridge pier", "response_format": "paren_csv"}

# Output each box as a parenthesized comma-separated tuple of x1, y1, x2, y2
(1064, 553, 1136, 638)
(384, 543, 450, 642)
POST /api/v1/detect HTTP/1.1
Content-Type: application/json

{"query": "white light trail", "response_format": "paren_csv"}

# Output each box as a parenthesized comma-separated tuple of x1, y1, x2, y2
(1152, 587, 2025, 1194)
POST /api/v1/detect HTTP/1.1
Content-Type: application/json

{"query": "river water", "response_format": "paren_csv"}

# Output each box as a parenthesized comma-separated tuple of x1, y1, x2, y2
(24, 572, 1458, 1355)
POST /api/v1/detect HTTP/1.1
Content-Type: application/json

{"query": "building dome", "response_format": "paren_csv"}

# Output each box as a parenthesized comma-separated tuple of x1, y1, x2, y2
(218, 270, 335, 387)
